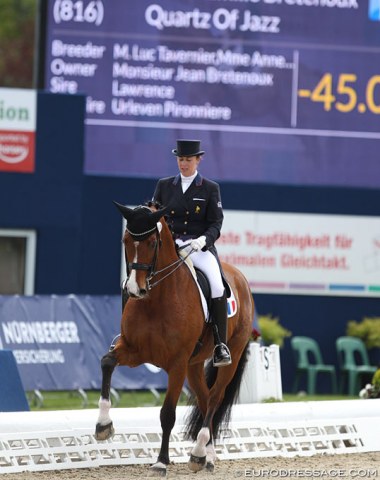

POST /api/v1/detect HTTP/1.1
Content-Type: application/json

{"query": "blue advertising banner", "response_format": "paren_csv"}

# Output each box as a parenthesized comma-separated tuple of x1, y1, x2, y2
(43, 1, 380, 187)
(0, 295, 168, 391)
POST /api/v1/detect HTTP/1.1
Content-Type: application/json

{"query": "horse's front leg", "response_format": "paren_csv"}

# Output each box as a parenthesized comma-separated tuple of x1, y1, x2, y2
(95, 350, 117, 440)
(150, 364, 187, 477)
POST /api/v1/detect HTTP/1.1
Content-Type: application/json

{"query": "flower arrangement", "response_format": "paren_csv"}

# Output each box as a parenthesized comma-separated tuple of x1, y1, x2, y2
(359, 367, 380, 399)
(250, 327, 261, 342)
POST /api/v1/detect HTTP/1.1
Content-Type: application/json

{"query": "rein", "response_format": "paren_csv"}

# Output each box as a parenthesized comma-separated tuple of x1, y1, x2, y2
(147, 255, 186, 290)
(127, 231, 193, 290)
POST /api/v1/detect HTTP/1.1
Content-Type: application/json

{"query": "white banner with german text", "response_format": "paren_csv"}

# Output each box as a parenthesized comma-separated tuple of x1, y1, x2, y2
(217, 210, 380, 297)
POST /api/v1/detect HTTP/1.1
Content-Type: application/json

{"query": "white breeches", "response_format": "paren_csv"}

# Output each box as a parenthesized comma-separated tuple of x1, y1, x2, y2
(176, 240, 224, 298)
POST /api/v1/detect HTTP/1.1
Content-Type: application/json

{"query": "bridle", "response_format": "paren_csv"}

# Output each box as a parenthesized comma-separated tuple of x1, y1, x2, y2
(126, 228, 192, 291)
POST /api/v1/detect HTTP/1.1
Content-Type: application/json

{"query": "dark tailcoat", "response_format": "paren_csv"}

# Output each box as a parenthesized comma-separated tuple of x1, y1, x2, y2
(153, 173, 224, 251)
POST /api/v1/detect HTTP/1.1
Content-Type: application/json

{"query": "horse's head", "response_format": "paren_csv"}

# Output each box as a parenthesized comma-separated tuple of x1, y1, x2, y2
(114, 202, 171, 298)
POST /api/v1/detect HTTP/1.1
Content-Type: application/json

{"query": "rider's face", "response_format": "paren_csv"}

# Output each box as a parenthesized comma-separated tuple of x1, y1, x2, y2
(177, 155, 201, 177)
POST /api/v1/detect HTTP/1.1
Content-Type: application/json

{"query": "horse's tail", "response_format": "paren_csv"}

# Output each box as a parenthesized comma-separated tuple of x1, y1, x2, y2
(184, 341, 250, 440)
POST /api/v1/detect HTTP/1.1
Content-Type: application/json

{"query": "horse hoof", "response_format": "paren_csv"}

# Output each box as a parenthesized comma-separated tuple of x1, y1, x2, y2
(149, 462, 167, 477)
(206, 461, 215, 472)
(188, 454, 206, 472)
(95, 421, 114, 441)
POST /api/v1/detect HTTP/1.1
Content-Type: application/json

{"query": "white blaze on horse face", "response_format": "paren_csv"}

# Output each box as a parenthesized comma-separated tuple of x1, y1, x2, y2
(126, 242, 141, 296)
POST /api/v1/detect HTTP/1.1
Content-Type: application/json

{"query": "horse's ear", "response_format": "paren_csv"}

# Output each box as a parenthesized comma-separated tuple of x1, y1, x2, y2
(113, 201, 134, 220)
(150, 206, 170, 223)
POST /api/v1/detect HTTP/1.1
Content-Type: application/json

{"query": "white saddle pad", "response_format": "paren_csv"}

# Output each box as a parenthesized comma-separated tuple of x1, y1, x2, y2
(179, 251, 237, 322)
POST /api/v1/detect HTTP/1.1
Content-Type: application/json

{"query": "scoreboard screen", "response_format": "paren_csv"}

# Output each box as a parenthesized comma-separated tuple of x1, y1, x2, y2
(44, 0, 380, 187)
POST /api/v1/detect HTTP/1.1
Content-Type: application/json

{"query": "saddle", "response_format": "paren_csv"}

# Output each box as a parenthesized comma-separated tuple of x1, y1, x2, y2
(185, 265, 237, 322)
(177, 247, 237, 321)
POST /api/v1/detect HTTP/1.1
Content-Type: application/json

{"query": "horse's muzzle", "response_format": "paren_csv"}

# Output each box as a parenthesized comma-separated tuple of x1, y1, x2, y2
(128, 288, 148, 299)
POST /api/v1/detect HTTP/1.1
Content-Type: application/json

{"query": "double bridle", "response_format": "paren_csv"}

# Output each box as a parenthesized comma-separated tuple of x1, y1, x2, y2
(126, 229, 191, 290)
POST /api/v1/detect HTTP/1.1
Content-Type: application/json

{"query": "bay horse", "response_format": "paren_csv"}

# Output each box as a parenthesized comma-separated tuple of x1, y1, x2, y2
(95, 203, 254, 476)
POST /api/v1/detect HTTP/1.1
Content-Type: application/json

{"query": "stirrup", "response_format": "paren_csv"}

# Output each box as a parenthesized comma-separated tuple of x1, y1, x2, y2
(213, 343, 232, 367)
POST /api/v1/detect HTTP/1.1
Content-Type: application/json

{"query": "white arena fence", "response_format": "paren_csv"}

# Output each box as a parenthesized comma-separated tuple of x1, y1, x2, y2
(0, 399, 379, 474)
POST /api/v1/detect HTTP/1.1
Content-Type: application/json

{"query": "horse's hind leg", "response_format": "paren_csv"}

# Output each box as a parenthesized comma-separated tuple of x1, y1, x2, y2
(187, 363, 213, 472)
(95, 351, 117, 440)
(188, 369, 232, 472)
(188, 342, 250, 472)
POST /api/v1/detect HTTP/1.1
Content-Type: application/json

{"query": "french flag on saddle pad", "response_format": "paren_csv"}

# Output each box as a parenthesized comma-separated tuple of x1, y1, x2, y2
(227, 292, 237, 318)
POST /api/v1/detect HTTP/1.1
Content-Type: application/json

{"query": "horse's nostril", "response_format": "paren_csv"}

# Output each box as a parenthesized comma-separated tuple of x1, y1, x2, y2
(140, 289, 147, 296)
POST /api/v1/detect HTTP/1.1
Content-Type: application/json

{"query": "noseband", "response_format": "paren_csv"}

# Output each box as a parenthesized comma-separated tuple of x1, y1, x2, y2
(127, 230, 160, 289)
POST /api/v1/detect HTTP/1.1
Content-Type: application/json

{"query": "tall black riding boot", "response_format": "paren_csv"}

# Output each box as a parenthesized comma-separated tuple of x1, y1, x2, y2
(211, 293, 232, 367)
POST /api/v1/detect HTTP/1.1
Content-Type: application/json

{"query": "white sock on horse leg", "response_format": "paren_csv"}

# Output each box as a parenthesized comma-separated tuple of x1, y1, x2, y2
(192, 427, 210, 457)
(150, 461, 167, 473)
(97, 397, 112, 425)
(206, 442, 217, 463)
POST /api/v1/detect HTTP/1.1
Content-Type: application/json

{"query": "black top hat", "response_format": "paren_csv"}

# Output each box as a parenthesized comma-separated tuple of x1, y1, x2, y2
(172, 140, 205, 157)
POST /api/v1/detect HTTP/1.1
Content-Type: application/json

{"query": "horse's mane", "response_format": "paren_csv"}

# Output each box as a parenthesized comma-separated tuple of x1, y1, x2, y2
(145, 200, 176, 243)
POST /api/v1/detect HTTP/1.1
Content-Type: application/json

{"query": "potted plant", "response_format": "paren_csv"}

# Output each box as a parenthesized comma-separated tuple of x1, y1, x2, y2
(346, 317, 380, 363)
(257, 314, 292, 347)
(346, 317, 380, 349)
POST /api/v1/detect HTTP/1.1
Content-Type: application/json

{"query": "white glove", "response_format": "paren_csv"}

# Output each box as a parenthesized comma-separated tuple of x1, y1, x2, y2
(191, 235, 206, 252)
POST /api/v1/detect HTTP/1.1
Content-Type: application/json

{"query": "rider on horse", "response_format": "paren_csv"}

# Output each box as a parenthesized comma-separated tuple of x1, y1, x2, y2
(99, 190, 254, 474)
(151, 139, 232, 367)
